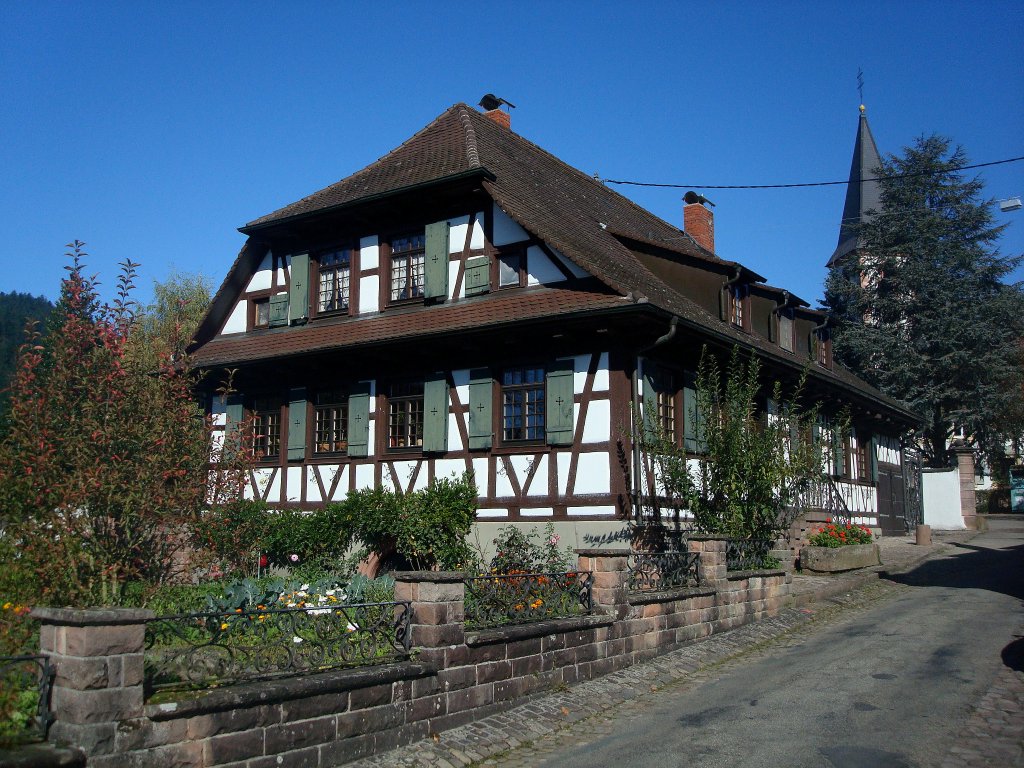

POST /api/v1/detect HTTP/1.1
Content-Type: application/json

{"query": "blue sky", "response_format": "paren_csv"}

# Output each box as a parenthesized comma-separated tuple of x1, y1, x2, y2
(2, 1, 1022, 308)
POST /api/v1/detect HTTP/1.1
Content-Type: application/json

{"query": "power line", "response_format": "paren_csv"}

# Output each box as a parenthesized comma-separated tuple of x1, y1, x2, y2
(600, 155, 1024, 191)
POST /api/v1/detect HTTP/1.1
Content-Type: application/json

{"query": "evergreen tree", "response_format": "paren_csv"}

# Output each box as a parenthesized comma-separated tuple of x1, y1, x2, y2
(0, 291, 54, 408)
(824, 135, 1024, 467)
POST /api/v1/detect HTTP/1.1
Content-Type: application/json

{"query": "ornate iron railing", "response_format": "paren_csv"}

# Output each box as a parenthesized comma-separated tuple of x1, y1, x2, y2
(626, 550, 700, 591)
(0, 654, 53, 741)
(726, 539, 776, 571)
(144, 601, 411, 695)
(464, 571, 593, 630)
(794, 474, 853, 526)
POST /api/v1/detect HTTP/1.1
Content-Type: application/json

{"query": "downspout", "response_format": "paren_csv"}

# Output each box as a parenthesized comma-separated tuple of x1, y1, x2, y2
(632, 316, 679, 525)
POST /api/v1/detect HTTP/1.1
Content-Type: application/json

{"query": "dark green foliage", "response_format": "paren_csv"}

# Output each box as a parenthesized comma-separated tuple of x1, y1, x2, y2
(824, 135, 1024, 467)
(332, 473, 478, 571)
(0, 291, 53, 416)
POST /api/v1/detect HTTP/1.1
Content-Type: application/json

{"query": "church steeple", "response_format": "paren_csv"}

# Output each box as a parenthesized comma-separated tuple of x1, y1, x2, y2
(828, 105, 884, 267)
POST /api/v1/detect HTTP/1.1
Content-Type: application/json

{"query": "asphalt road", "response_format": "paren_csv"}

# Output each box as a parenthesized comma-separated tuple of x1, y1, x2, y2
(529, 529, 1024, 768)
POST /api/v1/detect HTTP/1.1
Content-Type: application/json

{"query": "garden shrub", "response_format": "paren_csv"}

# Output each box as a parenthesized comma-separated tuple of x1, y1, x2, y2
(487, 523, 575, 574)
(335, 473, 478, 571)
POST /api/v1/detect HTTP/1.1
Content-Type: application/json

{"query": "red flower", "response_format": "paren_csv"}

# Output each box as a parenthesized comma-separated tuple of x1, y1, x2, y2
(259, 554, 269, 568)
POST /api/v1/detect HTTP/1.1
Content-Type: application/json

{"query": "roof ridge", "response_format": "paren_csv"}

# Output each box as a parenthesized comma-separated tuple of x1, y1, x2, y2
(456, 104, 481, 168)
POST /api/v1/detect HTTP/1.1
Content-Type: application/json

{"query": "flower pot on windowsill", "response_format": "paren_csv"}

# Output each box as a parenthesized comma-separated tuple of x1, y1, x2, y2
(800, 543, 880, 573)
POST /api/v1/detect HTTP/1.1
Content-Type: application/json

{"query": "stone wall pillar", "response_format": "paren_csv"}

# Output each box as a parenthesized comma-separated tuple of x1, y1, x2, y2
(952, 444, 978, 530)
(393, 572, 466, 666)
(31, 607, 153, 759)
(575, 549, 629, 619)
(687, 535, 728, 589)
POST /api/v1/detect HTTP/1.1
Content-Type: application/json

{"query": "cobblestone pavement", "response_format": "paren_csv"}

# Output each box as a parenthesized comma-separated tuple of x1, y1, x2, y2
(348, 530, 1024, 768)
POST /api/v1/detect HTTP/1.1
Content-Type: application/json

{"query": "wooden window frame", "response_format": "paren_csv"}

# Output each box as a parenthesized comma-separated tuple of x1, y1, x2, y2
(248, 290, 273, 330)
(501, 364, 546, 445)
(730, 285, 750, 332)
(313, 389, 348, 456)
(315, 246, 355, 317)
(251, 397, 282, 462)
(816, 329, 833, 368)
(387, 381, 425, 451)
(387, 231, 427, 306)
(495, 246, 527, 289)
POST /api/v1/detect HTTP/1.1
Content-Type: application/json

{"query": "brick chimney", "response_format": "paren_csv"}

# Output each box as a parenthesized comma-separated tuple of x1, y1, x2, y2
(683, 191, 715, 253)
(483, 108, 511, 130)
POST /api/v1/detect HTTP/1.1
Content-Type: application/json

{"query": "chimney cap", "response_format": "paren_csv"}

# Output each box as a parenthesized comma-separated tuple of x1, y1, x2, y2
(684, 190, 715, 208)
(479, 93, 516, 111)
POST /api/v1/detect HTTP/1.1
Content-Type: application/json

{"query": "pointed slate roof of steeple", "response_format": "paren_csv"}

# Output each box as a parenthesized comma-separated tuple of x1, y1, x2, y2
(828, 106, 883, 267)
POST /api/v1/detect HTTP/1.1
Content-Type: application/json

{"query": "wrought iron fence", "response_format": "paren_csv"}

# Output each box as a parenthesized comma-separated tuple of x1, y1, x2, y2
(144, 601, 411, 695)
(626, 550, 700, 591)
(794, 474, 853, 526)
(0, 654, 53, 742)
(726, 539, 776, 571)
(464, 571, 593, 630)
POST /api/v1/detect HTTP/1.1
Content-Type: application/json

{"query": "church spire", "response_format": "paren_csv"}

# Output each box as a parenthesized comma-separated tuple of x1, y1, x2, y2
(827, 104, 884, 267)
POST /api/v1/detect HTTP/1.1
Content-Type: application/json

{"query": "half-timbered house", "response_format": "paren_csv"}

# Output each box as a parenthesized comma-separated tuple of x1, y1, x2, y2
(189, 101, 919, 550)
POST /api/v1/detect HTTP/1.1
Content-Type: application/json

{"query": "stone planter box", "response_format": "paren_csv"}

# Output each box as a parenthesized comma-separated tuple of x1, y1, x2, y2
(800, 543, 880, 573)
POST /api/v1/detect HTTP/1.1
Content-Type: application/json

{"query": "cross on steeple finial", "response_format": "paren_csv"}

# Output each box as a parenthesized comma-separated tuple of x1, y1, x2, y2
(857, 68, 865, 110)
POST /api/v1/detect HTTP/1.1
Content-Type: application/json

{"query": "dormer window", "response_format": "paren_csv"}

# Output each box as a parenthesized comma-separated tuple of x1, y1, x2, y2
(814, 328, 833, 368)
(389, 232, 426, 303)
(729, 284, 749, 331)
(317, 247, 353, 315)
(777, 308, 794, 352)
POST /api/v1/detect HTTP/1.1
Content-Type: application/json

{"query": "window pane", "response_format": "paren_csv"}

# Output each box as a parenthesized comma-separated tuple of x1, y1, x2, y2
(388, 382, 424, 449)
(318, 249, 351, 313)
(498, 252, 520, 287)
(502, 366, 545, 442)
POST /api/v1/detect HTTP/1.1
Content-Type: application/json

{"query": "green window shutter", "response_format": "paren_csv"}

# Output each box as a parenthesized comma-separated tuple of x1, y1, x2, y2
(289, 253, 310, 323)
(269, 293, 289, 327)
(869, 433, 879, 482)
(225, 395, 244, 459)
(683, 370, 702, 452)
(468, 369, 493, 450)
(422, 373, 449, 452)
(832, 431, 845, 477)
(423, 221, 450, 300)
(546, 359, 574, 446)
(287, 387, 307, 461)
(465, 256, 490, 296)
(347, 382, 371, 458)
(641, 361, 658, 441)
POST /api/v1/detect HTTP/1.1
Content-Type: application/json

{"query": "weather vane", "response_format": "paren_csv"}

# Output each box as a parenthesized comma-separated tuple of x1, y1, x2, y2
(857, 68, 864, 105)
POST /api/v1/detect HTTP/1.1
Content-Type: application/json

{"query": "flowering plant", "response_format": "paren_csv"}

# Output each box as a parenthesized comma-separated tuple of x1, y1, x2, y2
(807, 521, 874, 548)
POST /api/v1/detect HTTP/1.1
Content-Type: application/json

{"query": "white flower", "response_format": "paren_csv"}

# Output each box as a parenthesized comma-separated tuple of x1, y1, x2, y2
(292, 636, 303, 644)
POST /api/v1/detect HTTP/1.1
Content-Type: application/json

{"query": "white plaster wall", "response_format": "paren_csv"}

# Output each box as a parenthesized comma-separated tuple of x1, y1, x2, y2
(275, 254, 290, 289)
(573, 452, 610, 495)
(447, 414, 464, 451)
(567, 505, 616, 516)
(549, 247, 590, 279)
(359, 236, 380, 315)
(222, 303, 247, 335)
(473, 457, 490, 497)
(923, 469, 966, 529)
(354, 463, 375, 492)
(492, 203, 528, 246)
(448, 216, 470, 252)
(520, 507, 554, 517)
(246, 252, 274, 292)
(527, 456, 549, 496)
(477, 509, 508, 519)
(434, 458, 468, 481)
(526, 245, 564, 285)
(582, 399, 610, 444)
(448, 261, 464, 301)
(877, 436, 901, 465)
(556, 453, 571, 496)
(470, 212, 485, 250)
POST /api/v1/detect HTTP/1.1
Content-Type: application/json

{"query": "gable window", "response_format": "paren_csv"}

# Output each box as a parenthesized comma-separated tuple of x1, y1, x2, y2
(253, 298, 270, 328)
(778, 309, 794, 352)
(252, 397, 281, 459)
(815, 328, 833, 368)
(314, 389, 347, 454)
(389, 232, 426, 302)
(497, 248, 525, 288)
(656, 377, 677, 439)
(388, 381, 424, 449)
(730, 285, 748, 330)
(317, 248, 353, 314)
(502, 365, 545, 443)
